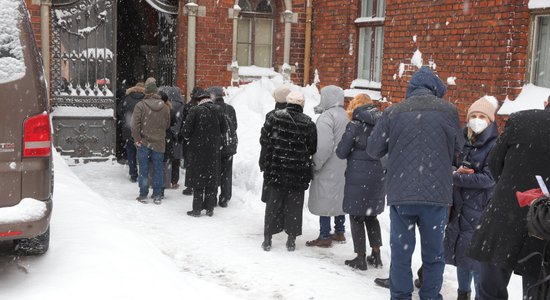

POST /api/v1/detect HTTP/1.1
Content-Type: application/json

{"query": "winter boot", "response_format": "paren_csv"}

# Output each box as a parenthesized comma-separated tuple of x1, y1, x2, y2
(182, 187, 193, 195)
(136, 195, 148, 204)
(414, 267, 423, 289)
(305, 238, 332, 248)
(366, 250, 383, 268)
(286, 235, 296, 252)
(344, 254, 367, 270)
(206, 209, 214, 217)
(186, 210, 201, 217)
(262, 235, 272, 251)
(374, 278, 390, 289)
(218, 199, 229, 208)
(152, 195, 162, 205)
(331, 232, 346, 244)
(457, 290, 471, 300)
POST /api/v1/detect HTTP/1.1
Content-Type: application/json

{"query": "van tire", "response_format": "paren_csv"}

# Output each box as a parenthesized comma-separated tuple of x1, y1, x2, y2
(13, 227, 50, 256)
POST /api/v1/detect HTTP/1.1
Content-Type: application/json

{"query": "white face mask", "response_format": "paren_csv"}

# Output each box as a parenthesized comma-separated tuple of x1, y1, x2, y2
(468, 118, 489, 134)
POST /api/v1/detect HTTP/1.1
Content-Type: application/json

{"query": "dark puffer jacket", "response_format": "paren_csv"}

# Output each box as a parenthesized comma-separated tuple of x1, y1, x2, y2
(259, 103, 317, 191)
(468, 107, 550, 278)
(366, 67, 462, 206)
(336, 104, 385, 216)
(120, 86, 145, 142)
(444, 122, 498, 272)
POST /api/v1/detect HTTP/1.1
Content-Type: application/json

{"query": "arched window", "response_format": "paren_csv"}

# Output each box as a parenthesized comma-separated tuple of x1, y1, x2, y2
(237, 0, 274, 67)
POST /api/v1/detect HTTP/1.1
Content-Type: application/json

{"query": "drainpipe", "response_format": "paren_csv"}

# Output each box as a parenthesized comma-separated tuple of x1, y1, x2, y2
(282, 0, 293, 82)
(231, 1, 241, 84)
(185, 1, 199, 100)
(41, 0, 52, 95)
(303, 0, 313, 86)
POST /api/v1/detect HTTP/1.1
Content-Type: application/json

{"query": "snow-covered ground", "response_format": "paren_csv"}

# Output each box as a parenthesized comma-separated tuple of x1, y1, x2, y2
(1, 77, 522, 299)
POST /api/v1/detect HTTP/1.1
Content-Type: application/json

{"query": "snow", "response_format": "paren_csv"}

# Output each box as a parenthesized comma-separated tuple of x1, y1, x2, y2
(0, 0, 26, 84)
(80, 48, 114, 59)
(413, 35, 417, 43)
(0, 198, 47, 225)
(350, 79, 382, 90)
(313, 69, 320, 85)
(398, 62, 406, 78)
(411, 49, 423, 69)
(2, 77, 523, 299)
(51, 106, 114, 118)
(497, 84, 550, 115)
(529, 0, 550, 9)
(344, 88, 383, 101)
(355, 17, 385, 23)
(447, 76, 456, 85)
(238, 66, 279, 77)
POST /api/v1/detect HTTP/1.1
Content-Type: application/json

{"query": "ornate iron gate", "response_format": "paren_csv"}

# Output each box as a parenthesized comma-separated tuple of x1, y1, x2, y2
(157, 12, 177, 87)
(51, 0, 116, 157)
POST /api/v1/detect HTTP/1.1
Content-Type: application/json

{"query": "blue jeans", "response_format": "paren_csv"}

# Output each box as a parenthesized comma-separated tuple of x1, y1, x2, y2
(457, 267, 480, 296)
(137, 145, 164, 197)
(319, 215, 345, 239)
(389, 204, 447, 300)
(125, 139, 138, 179)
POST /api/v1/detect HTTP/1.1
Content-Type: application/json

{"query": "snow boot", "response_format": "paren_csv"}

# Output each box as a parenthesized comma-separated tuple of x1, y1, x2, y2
(457, 290, 471, 300)
(152, 196, 162, 205)
(136, 195, 148, 204)
(330, 232, 346, 244)
(206, 209, 214, 217)
(182, 187, 193, 195)
(366, 250, 383, 268)
(186, 210, 201, 217)
(414, 266, 423, 289)
(286, 235, 296, 252)
(374, 278, 390, 289)
(345, 254, 367, 270)
(218, 199, 229, 208)
(262, 235, 272, 251)
(305, 238, 332, 248)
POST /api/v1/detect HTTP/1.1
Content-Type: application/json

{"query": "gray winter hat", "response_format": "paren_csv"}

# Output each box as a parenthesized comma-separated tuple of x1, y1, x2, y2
(207, 86, 225, 99)
(273, 85, 291, 103)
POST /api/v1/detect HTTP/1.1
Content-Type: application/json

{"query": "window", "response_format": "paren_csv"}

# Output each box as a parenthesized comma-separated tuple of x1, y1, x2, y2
(237, 0, 274, 68)
(532, 15, 550, 88)
(356, 0, 385, 84)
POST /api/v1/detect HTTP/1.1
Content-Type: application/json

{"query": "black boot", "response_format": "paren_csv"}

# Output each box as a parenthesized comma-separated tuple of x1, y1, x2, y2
(262, 235, 272, 251)
(344, 254, 367, 270)
(374, 278, 390, 289)
(366, 249, 383, 268)
(414, 266, 423, 289)
(457, 290, 471, 300)
(182, 187, 193, 195)
(186, 210, 201, 217)
(286, 235, 296, 252)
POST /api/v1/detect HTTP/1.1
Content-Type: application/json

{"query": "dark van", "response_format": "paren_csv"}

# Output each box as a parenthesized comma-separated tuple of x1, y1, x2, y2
(0, 0, 53, 255)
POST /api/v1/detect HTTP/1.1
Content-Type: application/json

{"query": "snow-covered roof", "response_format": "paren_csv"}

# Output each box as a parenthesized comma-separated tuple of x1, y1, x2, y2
(52, 106, 114, 117)
(497, 84, 550, 115)
(0, 0, 26, 84)
(529, 0, 550, 9)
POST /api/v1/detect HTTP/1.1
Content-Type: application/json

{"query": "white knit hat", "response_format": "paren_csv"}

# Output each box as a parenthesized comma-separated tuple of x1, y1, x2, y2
(286, 91, 305, 107)
(273, 85, 291, 103)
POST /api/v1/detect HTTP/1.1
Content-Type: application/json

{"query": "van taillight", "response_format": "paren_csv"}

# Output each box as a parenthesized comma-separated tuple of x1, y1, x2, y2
(23, 112, 51, 157)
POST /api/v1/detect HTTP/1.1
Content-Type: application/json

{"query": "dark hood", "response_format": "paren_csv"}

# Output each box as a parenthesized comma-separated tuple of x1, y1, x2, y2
(406, 66, 447, 98)
(160, 86, 184, 105)
(352, 104, 381, 126)
(464, 121, 499, 148)
(143, 94, 167, 111)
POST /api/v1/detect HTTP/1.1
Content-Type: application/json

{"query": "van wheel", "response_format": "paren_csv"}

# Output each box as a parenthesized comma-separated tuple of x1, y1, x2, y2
(13, 227, 50, 256)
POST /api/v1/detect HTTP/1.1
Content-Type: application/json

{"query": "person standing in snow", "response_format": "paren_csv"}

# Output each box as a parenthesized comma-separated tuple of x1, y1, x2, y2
(467, 99, 550, 300)
(306, 85, 349, 248)
(366, 66, 462, 300)
(260, 91, 317, 251)
(259, 85, 291, 203)
(181, 86, 205, 196)
(120, 81, 145, 183)
(131, 77, 171, 204)
(443, 97, 499, 300)
(208, 86, 238, 208)
(181, 89, 224, 217)
(161, 86, 185, 190)
(336, 94, 385, 270)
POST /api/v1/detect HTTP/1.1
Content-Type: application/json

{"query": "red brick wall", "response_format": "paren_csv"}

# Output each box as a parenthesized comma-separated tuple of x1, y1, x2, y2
(24, 0, 42, 50)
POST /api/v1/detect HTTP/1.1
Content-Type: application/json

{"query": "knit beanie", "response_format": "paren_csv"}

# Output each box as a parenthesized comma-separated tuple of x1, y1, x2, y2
(467, 96, 498, 122)
(286, 91, 305, 107)
(273, 85, 291, 103)
(144, 77, 158, 94)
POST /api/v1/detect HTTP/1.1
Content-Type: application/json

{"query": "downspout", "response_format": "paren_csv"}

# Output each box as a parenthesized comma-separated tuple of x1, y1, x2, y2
(231, 1, 241, 84)
(303, 0, 313, 86)
(185, 1, 199, 100)
(282, 0, 293, 81)
(41, 0, 52, 95)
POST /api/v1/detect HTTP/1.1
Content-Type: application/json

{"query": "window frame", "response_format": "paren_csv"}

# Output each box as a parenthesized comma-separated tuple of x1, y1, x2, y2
(528, 11, 550, 88)
(237, 0, 275, 67)
(355, 0, 385, 88)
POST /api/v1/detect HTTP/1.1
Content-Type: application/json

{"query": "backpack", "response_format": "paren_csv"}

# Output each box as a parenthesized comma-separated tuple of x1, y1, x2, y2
(220, 105, 238, 157)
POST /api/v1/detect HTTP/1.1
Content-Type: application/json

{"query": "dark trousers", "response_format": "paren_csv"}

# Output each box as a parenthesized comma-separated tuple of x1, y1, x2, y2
(219, 155, 233, 203)
(479, 262, 539, 300)
(350, 215, 382, 254)
(389, 204, 447, 300)
(192, 186, 217, 211)
(171, 159, 181, 184)
(264, 185, 305, 237)
(125, 139, 138, 180)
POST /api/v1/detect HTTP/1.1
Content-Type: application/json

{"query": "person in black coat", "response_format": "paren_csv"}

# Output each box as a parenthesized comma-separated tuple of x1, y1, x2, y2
(120, 82, 145, 182)
(260, 85, 291, 203)
(260, 91, 317, 252)
(207, 86, 238, 208)
(468, 100, 550, 300)
(443, 97, 499, 300)
(336, 94, 385, 271)
(181, 86, 205, 196)
(181, 89, 224, 217)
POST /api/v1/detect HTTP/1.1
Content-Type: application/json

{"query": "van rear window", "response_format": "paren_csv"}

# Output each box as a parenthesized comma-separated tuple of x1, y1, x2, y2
(0, 0, 26, 84)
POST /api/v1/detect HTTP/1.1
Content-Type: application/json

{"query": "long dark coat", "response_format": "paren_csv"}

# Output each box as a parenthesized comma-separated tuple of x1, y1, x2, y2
(214, 97, 238, 157)
(444, 123, 498, 272)
(162, 87, 185, 160)
(335, 104, 385, 216)
(468, 107, 550, 278)
(181, 101, 222, 188)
